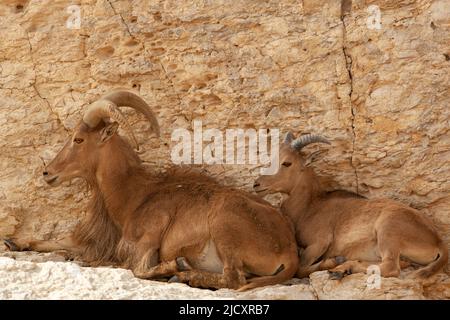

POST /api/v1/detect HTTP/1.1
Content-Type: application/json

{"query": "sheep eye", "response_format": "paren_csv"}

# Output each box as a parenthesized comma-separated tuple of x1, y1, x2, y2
(74, 138, 84, 144)
(282, 162, 292, 167)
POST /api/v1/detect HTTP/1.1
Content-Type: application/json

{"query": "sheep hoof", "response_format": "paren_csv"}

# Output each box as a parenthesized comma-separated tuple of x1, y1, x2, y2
(3, 239, 19, 251)
(328, 271, 345, 280)
(176, 257, 192, 271)
(335, 256, 346, 264)
(168, 275, 181, 283)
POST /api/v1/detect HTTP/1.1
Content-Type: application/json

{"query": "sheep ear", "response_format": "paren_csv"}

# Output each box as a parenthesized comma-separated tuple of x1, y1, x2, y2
(284, 132, 295, 144)
(100, 121, 119, 143)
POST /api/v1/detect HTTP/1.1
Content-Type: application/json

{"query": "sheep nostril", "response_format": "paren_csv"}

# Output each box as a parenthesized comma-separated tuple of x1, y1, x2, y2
(43, 171, 49, 176)
(253, 182, 260, 188)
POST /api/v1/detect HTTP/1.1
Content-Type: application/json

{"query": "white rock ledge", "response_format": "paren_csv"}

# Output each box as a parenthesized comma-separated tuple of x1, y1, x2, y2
(0, 252, 449, 300)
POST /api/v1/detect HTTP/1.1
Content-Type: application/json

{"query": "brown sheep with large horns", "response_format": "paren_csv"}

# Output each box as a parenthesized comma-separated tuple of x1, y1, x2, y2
(4, 90, 298, 291)
(254, 132, 448, 279)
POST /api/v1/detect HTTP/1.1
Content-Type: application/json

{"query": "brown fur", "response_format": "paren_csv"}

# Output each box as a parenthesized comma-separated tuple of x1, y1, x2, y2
(5, 121, 298, 290)
(72, 188, 121, 265)
(254, 142, 448, 279)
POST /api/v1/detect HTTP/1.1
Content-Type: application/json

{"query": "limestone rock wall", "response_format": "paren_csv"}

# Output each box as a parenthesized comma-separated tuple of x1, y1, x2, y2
(0, 0, 449, 269)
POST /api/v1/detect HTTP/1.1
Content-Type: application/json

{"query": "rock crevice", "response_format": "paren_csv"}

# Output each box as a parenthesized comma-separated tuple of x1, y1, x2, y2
(340, 0, 359, 194)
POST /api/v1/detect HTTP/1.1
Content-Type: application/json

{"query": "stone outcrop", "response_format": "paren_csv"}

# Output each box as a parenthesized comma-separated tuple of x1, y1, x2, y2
(0, 0, 449, 298)
(0, 252, 448, 299)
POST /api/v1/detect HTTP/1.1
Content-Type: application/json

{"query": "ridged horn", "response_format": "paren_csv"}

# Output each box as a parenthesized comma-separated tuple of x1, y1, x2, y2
(291, 134, 330, 151)
(82, 90, 160, 150)
(100, 90, 160, 137)
(83, 100, 139, 150)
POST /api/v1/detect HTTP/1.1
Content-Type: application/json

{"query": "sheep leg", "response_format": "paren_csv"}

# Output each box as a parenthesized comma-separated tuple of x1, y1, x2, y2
(328, 258, 410, 280)
(4, 237, 80, 257)
(297, 241, 332, 278)
(365, 225, 401, 278)
(378, 255, 401, 278)
(173, 266, 247, 290)
(128, 236, 194, 279)
(128, 241, 193, 280)
(133, 257, 193, 279)
(170, 255, 246, 289)
(328, 260, 373, 279)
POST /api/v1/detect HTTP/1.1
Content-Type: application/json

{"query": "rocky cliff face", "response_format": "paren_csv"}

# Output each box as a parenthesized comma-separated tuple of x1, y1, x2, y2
(0, 0, 449, 298)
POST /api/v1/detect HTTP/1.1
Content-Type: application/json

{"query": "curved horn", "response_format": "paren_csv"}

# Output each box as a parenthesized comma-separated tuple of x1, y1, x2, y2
(284, 132, 295, 144)
(100, 90, 160, 137)
(291, 134, 330, 151)
(83, 100, 139, 150)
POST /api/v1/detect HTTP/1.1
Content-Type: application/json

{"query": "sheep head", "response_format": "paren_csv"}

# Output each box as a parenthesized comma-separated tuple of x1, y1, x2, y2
(253, 132, 330, 196)
(42, 90, 160, 186)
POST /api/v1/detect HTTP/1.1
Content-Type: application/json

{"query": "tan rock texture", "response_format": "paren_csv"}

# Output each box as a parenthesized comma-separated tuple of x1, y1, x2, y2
(0, 0, 449, 298)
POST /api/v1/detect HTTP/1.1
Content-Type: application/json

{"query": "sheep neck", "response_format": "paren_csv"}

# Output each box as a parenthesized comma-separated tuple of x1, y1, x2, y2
(281, 168, 321, 223)
(91, 137, 148, 228)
